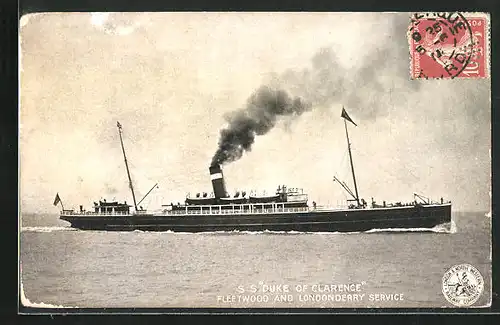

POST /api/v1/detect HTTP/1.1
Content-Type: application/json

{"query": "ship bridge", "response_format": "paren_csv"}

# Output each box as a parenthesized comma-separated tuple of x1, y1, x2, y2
(93, 200, 131, 214)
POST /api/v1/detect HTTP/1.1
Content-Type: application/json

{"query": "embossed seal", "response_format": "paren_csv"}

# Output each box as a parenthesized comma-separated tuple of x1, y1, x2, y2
(442, 264, 484, 307)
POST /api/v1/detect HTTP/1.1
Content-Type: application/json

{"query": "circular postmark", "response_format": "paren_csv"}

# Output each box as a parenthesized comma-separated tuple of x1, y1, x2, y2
(442, 264, 484, 307)
(408, 12, 474, 79)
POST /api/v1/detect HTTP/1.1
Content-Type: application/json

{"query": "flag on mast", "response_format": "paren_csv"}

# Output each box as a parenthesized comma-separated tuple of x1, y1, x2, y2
(53, 193, 61, 206)
(341, 106, 357, 126)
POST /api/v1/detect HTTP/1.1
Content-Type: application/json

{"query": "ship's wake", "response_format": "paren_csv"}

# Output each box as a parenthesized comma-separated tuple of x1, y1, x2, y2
(140, 221, 457, 235)
(20, 226, 77, 233)
(20, 221, 456, 235)
(365, 221, 456, 234)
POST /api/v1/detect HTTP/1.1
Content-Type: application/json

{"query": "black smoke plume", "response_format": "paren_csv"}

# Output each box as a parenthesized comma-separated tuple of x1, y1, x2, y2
(211, 15, 422, 167)
(211, 86, 311, 166)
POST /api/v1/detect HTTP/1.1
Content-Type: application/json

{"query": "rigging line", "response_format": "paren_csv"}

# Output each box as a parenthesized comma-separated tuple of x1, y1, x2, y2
(333, 148, 351, 187)
(333, 148, 349, 175)
(340, 148, 350, 180)
(339, 147, 349, 169)
(354, 148, 418, 183)
(127, 161, 157, 186)
(122, 147, 160, 194)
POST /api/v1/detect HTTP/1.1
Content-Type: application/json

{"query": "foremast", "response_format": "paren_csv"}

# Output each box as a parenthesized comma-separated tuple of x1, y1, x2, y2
(343, 113, 360, 207)
(117, 121, 138, 211)
(338, 107, 361, 207)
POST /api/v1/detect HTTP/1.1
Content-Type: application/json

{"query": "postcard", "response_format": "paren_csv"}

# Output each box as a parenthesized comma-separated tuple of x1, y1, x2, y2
(19, 12, 491, 311)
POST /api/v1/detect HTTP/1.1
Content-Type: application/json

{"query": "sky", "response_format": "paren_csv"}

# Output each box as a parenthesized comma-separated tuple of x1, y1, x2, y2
(19, 12, 491, 213)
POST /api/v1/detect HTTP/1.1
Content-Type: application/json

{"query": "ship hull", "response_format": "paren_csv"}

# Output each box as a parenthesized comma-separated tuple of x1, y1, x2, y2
(60, 204, 451, 232)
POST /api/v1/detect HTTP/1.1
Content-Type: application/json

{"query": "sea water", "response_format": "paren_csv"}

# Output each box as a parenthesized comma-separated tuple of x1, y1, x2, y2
(19, 212, 491, 309)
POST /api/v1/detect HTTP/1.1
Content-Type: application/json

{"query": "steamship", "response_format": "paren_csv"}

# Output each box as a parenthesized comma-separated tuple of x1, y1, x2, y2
(58, 109, 452, 232)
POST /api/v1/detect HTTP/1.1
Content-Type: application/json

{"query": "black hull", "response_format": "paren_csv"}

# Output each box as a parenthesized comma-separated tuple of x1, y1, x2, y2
(60, 204, 452, 232)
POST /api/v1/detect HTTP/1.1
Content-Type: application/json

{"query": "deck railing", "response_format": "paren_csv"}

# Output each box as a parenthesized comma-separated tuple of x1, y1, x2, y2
(60, 210, 132, 216)
(164, 206, 313, 216)
(60, 201, 447, 217)
(60, 205, 348, 217)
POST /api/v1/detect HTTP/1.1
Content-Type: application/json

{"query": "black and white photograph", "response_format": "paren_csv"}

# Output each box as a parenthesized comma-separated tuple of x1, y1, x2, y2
(19, 12, 491, 309)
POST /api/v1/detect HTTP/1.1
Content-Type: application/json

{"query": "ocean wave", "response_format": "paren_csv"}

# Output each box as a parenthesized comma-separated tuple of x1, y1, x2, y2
(154, 225, 456, 235)
(366, 222, 455, 234)
(21, 222, 456, 235)
(21, 226, 76, 233)
(19, 282, 79, 309)
(185, 222, 456, 235)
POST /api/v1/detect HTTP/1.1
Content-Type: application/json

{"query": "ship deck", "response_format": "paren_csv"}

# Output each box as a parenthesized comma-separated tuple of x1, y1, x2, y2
(60, 203, 451, 217)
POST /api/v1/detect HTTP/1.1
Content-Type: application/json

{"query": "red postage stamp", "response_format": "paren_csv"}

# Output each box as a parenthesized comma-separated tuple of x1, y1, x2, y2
(408, 12, 490, 79)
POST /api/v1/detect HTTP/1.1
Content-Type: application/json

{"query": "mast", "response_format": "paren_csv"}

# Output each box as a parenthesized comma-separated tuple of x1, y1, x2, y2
(117, 121, 138, 211)
(344, 118, 360, 207)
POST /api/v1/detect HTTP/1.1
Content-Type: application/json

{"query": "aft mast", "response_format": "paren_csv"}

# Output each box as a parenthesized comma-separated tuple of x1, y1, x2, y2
(117, 121, 138, 211)
(341, 107, 360, 207)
